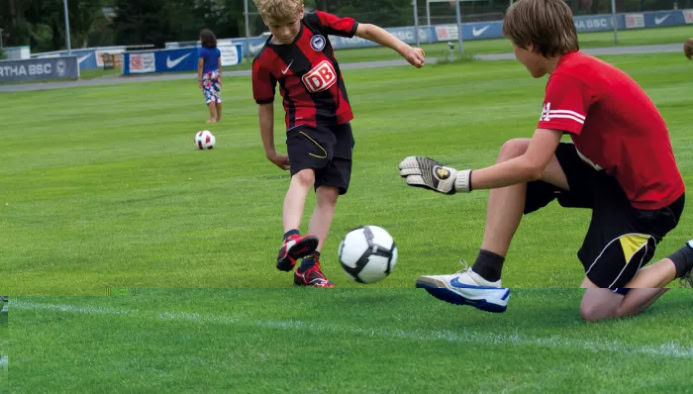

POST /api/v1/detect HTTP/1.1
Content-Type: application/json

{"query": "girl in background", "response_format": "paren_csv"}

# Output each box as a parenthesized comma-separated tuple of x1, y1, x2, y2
(198, 28, 222, 123)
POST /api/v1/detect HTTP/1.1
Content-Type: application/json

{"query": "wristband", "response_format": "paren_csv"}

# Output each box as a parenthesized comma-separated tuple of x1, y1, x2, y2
(455, 169, 472, 192)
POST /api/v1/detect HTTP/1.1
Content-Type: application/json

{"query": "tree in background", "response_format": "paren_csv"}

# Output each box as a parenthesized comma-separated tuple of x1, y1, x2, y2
(113, 0, 174, 47)
(2, 0, 688, 52)
(1, 0, 32, 48)
(113, 0, 245, 47)
(336, 0, 412, 27)
(0, 0, 109, 52)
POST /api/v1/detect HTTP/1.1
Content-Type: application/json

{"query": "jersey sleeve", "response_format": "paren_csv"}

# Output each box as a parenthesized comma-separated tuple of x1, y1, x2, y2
(252, 57, 276, 104)
(313, 10, 358, 38)
(537, 73, 593, 135)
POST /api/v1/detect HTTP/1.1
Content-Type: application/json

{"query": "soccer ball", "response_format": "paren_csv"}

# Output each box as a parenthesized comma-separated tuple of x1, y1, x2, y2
(338, 225, 398, 284)
(195, 130, 215, 150)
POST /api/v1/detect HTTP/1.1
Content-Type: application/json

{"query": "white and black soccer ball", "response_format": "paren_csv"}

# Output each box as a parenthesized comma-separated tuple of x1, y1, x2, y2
(338, 225, 398, 284)
(195, 130, 216, 150)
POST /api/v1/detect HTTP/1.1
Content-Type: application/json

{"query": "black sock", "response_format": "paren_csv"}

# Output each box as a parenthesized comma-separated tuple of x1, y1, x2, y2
(471, 249, 505, 282)
(669, 243, 693, 278)
(300, 251, 321, 272)
(283, 229, 299, 241)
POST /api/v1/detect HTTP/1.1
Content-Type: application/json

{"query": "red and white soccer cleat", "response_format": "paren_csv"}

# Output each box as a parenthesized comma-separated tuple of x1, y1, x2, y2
(294, 261, 335, 288)
(276, 234, 319, 272)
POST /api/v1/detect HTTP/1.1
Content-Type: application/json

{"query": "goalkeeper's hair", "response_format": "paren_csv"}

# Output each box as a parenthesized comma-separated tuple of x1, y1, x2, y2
(503, 0, 579, 57)
(253, 0, 304, 22)
(685, 38, 693, 60)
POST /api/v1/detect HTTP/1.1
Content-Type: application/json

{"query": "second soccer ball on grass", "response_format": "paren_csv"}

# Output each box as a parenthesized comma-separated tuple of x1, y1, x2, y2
(195, 130, 216, 150)
(338, 226, 398, 284)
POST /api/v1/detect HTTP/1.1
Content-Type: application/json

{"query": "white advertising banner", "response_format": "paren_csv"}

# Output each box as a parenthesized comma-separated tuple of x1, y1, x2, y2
(128, 53, 156, 73)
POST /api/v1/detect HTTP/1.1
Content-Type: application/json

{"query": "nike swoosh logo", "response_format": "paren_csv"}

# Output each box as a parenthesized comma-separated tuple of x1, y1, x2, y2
(77, 54, 91, 64)
(282, 59, 294, 75)
(450, 278, 500, 289)
(166, 53, 191, 68)
(472, 25, 490, 37)
(654, 14, 670, 25)
(249, 42, 266, 54)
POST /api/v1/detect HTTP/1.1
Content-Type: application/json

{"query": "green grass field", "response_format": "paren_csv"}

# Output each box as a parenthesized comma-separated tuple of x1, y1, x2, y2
(10, 292, 693, 392)
(2, 27, 693, 393)
(2, 50, 691, 294)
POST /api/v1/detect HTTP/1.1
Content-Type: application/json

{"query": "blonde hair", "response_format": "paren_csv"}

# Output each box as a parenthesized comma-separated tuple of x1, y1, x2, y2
(503, 0, 579, 57)
(253, 0, 304, 22)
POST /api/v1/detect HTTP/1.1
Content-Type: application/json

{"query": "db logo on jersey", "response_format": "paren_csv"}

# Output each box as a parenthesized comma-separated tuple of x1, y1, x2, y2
(302, 60, 337, 93)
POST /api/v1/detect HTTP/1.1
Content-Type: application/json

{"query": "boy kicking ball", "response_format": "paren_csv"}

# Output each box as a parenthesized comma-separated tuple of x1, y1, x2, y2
(252, 0, 425, 287)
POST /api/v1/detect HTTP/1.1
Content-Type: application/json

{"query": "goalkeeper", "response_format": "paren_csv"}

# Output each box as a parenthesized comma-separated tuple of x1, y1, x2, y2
(400, 0, 690, 321)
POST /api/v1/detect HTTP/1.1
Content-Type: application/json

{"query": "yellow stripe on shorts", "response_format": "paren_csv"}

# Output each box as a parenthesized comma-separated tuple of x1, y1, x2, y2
(619, 234, 652, 266)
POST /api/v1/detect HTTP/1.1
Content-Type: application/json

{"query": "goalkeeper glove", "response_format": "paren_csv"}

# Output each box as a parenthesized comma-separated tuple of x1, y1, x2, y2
(398, 156, 471, 194)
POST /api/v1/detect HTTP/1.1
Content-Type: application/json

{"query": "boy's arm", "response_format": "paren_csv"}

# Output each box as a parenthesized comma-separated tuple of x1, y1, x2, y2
(471, 128, 563, 189)
(685, 38, 693, 60)
(197, 58, 203, 88)
(258, 103, 290, 170)
(399, 129, 563, 193)
(355, 24, 425, 68)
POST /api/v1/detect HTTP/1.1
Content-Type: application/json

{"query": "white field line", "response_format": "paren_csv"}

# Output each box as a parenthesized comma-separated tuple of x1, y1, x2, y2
(14, 300, 693, 359)
(0, 356, 7, 366)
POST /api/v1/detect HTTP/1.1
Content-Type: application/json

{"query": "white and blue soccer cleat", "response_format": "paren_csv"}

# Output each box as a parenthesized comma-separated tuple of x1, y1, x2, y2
(415, 268, 510, 313)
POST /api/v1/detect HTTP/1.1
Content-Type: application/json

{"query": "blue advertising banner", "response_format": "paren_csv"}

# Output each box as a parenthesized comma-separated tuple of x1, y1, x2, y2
(0, 56, 79, 82)
(573, 14, 614, 32)
(240, 9, 690, 52)
(161, 9, 693, 58)
(123, 45, 242, 75)
(245, 38, 270, 57)
(34, 49, 98, 69)
(643, 10, 687, 27)
(157, 48, 198, 72)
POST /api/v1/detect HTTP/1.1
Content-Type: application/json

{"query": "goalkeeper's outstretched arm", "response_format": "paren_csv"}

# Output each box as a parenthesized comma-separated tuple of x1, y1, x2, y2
(399, 128, 563, 194)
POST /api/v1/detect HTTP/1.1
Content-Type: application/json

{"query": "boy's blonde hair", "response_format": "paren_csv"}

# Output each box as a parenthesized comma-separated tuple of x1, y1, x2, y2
(502, 0, 578, 57)
(253, 0, 304, 22)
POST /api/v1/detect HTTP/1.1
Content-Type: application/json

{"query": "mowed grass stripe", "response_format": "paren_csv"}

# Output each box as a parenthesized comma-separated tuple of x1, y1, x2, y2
(14, 299, 693, 359)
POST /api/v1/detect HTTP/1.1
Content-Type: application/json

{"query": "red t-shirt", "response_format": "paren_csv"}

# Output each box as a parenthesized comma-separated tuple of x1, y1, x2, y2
(537, 51, 684, 210)
(252, 11, 358, 130)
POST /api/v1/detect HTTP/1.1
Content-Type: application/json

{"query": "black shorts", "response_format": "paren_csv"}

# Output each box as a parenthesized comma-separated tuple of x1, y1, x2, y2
(286, 123, 355, 195)
(525, 143, 685, 289)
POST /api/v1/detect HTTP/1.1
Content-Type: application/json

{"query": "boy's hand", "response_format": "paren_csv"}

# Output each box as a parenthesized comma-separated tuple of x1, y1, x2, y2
(405, 47, 426, 68)
(267, 152, 290, 170)
(685, 38, 693, 60)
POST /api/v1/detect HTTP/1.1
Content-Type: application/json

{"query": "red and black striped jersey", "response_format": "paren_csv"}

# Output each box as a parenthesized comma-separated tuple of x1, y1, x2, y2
(252, 11, 358, 130)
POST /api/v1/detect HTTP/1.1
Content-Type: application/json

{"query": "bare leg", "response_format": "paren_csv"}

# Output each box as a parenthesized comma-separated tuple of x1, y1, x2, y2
(626, 258, 677, 288)
(207, 102, 218, 123)
(215, 101, 222, 121)
(307, 186, 339, 252)
(579, 277, 669, 322)
(480, 139, 569, 256)
(283, 169, 314, 233)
